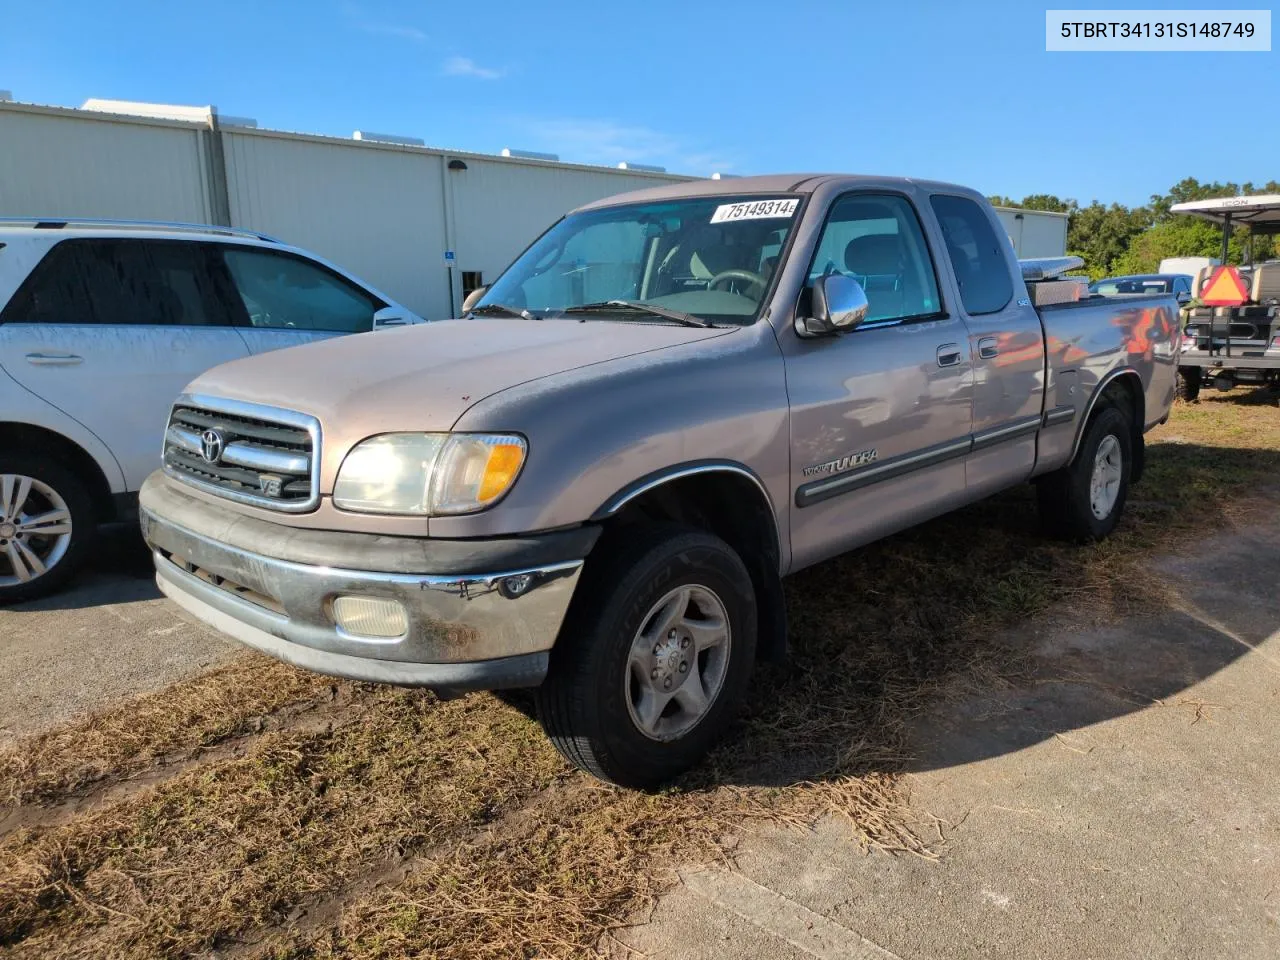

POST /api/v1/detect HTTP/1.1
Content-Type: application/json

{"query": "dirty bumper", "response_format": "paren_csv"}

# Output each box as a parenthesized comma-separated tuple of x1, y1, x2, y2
(140, 478, 590, 690)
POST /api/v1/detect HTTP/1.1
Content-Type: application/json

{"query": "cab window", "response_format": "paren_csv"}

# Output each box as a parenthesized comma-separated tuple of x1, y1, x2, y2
(807, 194, 941, 324)
(929, 195, 1014, 315)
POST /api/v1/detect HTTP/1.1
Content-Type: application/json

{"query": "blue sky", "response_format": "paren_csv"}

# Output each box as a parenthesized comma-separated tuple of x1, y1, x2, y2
(1, 1, 1275, 206)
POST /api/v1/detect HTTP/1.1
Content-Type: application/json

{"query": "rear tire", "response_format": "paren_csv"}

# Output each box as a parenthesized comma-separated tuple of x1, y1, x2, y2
(1036, 405, 1132, 542)
(535, 525, 757, 788)
(1176, 368, 1201, 403)
(0, 453, 96, 604)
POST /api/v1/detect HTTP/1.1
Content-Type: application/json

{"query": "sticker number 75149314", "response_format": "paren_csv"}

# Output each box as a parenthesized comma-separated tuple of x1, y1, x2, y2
(710, 198, 800, 223)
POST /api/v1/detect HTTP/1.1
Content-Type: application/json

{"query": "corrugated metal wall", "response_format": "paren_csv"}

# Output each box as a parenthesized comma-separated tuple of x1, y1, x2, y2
(0, 105, 213, 222)
(994, 207, 1070, 259)
(0, 101, 1071, 316)
(0, 101, 688, 319)
(223, 129, 451, 319)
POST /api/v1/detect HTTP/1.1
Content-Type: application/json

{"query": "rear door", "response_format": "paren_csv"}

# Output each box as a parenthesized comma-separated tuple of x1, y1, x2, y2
(929, 194, 1045, 497)
(217, 245, 387, 355)
(0, 238, 249, 489)
(783, 191, 975, 570)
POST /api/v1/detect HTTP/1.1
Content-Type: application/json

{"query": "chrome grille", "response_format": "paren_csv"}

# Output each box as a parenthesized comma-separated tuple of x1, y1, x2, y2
(162, 395, 320, 512)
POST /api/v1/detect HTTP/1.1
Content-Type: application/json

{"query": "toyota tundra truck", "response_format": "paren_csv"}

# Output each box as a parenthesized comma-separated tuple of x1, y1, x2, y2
(140, 175, 1179, 787)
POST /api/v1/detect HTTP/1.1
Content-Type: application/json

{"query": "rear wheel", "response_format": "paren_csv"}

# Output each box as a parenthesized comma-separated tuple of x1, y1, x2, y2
(1176, 367, 1201, 403)
(1037, 405, 1132, 542)
(0, 454, 95, 604)
(535, 526, 757, 788)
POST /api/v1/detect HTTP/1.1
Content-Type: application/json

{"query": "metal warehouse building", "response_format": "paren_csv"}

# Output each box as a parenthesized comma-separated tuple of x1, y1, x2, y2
(0, 96, 1068, 319)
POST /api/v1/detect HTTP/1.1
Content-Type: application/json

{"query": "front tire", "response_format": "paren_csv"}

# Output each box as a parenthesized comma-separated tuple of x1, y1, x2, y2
(1036, 405, 1132, 542)
(0, 453, 95, 604)
(1176, 367, 1201, 403)
(535, 526, 757, 788)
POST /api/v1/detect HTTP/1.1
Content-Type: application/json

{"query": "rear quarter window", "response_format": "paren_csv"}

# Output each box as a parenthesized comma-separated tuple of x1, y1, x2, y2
(929, 195, 1014, 315)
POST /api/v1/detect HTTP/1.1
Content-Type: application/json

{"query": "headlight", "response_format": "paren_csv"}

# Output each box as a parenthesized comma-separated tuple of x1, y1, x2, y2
(333, 433, 526, 515)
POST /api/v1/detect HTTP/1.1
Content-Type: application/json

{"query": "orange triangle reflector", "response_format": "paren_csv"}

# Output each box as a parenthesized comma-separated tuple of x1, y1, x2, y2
(1200, 266, 1250, 306)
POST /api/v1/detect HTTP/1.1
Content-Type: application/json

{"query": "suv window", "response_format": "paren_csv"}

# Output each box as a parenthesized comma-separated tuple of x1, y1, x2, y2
(929, 195, 1013, 315)
(222, 247, 382, 333)
(807, 194, 941, 324)
(0, 239, 228, 326)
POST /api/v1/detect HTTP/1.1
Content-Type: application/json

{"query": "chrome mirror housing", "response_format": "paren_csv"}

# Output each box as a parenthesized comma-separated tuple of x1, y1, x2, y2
(796, 274, 870, 337)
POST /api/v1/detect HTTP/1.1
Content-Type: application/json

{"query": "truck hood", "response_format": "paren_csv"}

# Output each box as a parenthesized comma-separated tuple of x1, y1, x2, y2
(187, 317, 735, 477)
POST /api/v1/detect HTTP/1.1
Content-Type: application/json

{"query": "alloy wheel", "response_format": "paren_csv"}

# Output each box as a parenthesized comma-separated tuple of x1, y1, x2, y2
(0, 474, 74, 587)
(624, 584, 732, 742)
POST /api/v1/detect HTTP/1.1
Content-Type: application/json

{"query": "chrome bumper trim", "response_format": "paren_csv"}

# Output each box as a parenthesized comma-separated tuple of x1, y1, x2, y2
(144, 508, 582, 679)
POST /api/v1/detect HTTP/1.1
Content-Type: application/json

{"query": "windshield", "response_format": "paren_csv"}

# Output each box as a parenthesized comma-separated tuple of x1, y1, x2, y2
(475, 195, 802, 325)
(1090, 277, 1172, 294)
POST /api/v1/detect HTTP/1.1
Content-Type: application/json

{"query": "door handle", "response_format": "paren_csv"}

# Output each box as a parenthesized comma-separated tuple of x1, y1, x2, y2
(978, 337, 999, 360)
(936, 343, 962, 367)
(25, 352, 84, 366)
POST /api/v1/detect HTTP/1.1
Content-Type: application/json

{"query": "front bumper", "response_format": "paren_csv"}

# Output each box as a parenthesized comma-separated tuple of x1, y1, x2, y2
(140, 473, 594, 691)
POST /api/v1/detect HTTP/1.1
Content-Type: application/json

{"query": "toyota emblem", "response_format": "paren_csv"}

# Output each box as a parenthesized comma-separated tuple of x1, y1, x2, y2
(200, 429, 225, 464)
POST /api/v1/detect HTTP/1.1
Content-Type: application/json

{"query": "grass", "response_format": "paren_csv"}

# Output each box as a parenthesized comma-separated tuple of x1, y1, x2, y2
(0, 657, 347, 807)
(2, 390, 1279, 958)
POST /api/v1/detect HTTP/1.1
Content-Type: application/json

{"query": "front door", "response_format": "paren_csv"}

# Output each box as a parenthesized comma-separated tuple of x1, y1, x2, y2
(929, 194, 1045, 496)
(782, 192, 974, 571)
(0, 238, 250, 489)
(216, 245, 384, 356)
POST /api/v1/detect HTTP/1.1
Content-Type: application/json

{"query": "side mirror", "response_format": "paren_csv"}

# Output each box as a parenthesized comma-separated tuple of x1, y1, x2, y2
(1176, 290, 1192, 304)
(461, 285, 488, 315)
(796, 274, 870, 337)
(373, 306, 412, 328)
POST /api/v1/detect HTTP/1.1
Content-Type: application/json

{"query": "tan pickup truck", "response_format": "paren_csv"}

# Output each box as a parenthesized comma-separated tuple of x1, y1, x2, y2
(141, 175, 1179, 786)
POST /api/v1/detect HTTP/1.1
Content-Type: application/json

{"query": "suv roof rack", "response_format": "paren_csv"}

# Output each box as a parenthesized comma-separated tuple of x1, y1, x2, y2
(0, 217, 280, 243)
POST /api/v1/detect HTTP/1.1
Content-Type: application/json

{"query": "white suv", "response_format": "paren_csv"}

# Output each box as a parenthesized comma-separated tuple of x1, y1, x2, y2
(0, 218, 424, 602)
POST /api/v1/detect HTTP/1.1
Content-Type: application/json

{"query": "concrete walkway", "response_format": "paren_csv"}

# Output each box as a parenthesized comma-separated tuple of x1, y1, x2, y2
(620, 524, 1280, 959)
(0, 527, 235, 746)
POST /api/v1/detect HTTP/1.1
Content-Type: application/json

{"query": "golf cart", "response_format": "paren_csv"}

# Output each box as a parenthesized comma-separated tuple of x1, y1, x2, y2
(1174, 195, 1280, 401)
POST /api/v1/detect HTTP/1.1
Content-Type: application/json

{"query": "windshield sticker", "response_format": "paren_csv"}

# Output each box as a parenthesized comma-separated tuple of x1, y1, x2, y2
(710, 198, 799, 223)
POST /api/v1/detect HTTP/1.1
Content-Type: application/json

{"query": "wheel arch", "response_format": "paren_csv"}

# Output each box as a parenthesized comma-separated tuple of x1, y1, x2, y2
(1070, 368, 1146, 483)
(0, 422, 120, 522)
(590, 461, 788, 662)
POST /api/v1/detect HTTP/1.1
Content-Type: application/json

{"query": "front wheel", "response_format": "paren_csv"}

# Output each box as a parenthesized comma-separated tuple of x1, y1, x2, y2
(535, 526, 757, 788)
(1036, 405, 1132, 542)
(1176, 367, 1201, 403)
(0, 454, 95, 604)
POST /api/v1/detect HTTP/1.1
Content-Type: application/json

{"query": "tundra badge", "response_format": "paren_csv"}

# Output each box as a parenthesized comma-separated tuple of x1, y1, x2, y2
(802, 448, 878, 478)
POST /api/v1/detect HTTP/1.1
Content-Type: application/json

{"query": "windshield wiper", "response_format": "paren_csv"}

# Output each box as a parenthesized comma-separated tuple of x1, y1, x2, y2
(562, 300, 714, 328)
(469, 303, 538, 321)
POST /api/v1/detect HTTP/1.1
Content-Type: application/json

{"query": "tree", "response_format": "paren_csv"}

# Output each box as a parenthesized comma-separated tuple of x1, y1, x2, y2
(1067, 202, 1151, 278)
(1111, 219, 1241, 275)
(991, 179, 1275, 278)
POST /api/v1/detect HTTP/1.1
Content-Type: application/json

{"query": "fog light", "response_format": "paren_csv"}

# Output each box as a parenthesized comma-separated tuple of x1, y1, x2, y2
(331, 596, 408, 639)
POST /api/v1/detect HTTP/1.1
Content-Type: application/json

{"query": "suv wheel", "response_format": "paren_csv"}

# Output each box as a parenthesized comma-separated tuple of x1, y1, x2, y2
(0, 454, 95, 604)
(1176, 368, 1201, 403)
(1036, 405, 1132, 542)
(535, 526, 757, 788)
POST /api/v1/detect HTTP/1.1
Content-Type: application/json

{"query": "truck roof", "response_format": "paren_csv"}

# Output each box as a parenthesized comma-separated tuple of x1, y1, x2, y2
(571, 173, 982, 212)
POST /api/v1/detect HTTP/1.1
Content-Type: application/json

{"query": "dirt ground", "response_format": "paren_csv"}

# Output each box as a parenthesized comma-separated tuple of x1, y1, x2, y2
(2, 390, 1279, 958)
